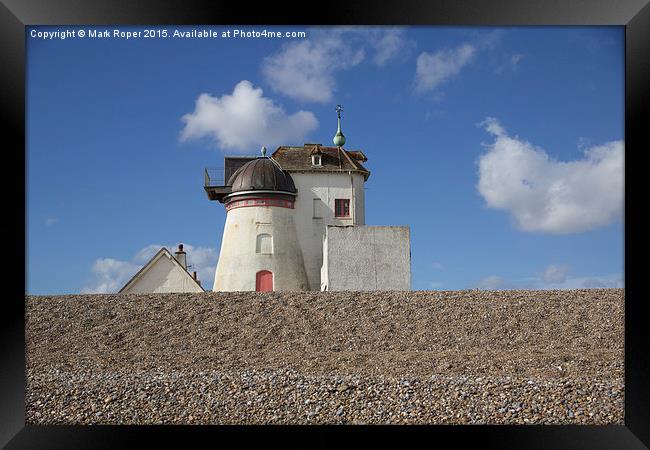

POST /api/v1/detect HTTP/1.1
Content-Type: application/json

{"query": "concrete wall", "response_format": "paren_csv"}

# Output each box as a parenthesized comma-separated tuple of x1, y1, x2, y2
(322, 225, 411, 291)
(122, 254, 204, 294)
(290, 172, 366, 290)
(213, 204, 309, 292)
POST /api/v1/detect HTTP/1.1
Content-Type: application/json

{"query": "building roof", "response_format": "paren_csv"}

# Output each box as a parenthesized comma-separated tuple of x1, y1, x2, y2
(228, 157, 297, 194)
(118, 247, 205, 294)
(271, 144, 370, 180)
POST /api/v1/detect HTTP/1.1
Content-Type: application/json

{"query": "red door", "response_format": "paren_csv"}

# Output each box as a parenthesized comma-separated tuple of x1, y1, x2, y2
(256, 270, 273, 292)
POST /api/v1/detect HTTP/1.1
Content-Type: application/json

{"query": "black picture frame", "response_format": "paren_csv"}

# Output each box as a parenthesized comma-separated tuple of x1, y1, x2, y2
(4, 0, 648, 448)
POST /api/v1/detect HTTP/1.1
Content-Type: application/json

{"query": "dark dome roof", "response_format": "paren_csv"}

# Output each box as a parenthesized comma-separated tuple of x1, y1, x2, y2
(227, 158, 297, 194)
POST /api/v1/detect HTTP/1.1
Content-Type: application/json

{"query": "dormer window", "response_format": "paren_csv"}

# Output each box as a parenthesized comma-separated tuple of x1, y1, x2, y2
(310, 146, 323, 166)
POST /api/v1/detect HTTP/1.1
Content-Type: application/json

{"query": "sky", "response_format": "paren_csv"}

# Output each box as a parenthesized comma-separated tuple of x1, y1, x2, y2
(26, 25, 624, 294)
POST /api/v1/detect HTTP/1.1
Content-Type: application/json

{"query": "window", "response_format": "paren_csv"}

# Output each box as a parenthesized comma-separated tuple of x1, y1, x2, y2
(334, 199, 350, 218)
(313, 198, 324, 218)
(312, 155, 322, 166)
(256, 233, 273, 254)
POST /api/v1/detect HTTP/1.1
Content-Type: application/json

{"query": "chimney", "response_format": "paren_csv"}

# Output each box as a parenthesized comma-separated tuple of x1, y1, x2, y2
(174, 244, 187, 269)
(193, 271, 201, 286)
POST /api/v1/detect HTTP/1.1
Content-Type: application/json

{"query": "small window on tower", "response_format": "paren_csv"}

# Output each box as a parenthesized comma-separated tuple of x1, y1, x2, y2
(334, 199, 350, 218)
(256, 233, 273, 254)
(312, 154, 322, 166)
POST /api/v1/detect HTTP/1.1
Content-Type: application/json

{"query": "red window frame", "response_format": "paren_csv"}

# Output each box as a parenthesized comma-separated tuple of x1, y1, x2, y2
(335, 199, 350, 218)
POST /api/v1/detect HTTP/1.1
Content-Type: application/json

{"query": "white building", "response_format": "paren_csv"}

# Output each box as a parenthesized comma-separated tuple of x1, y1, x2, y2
(205, 107, 410, 292)
(119, 245, 205, 294)
(270, 144, 370, 289)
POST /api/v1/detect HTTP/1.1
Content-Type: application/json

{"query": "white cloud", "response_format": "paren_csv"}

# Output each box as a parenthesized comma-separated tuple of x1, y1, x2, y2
(81, 258, 139, 294)
(414, 43, 476, 94)
(431, 262, 445, 270)
(483, 117, 506, 136)
(369, 28, 411, 65)
(183, 244, 218, 288)
(541, 264, 570, 284)
(133, 244, 163, 264)
(474, 30, 526, 74)
(475, 29, 504, 52)
(580, 275, 624, 288)
(262, 27, 409, 103)
(475, 270, 623, 290)
(476, 275, 513, 290)
(262, 39, 359, 103)
(82, 243, 218, 293)
(477, 117, 624, 234)
(180, 80, 318, 152)
(531, 272, 623, 290)
(415, 31, 527, 94)
(45, 217, 58, 226)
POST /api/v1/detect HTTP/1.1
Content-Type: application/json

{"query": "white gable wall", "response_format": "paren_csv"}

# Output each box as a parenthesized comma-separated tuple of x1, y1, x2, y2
(322, 225, 411, 291)
(122, 253, 204, 294)
(290, 172, 366, 290)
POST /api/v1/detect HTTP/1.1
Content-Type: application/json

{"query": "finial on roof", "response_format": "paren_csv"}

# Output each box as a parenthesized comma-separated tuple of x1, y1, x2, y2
(261, 146, 267, 157)
(333, 104, 346, 148)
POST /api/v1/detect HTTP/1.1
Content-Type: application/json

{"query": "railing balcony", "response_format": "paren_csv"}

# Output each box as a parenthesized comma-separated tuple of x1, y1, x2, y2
(204, 156, 257, 201)
(204, 167, 225, 187)
(204, 167, 232, 202)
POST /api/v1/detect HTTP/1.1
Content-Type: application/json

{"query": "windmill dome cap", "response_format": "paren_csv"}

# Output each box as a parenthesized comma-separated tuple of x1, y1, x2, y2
(227, 157, 297, 193)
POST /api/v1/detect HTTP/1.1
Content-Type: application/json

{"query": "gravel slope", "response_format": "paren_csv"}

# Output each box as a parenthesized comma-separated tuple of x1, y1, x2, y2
(25, 289, 624, 424)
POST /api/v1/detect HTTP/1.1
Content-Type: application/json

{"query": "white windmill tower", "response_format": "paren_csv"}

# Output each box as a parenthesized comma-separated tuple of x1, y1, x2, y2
(206, 147, 309, 292)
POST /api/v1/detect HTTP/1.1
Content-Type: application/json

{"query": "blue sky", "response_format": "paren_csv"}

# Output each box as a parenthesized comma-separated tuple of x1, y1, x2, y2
(26, 26, 624, 294)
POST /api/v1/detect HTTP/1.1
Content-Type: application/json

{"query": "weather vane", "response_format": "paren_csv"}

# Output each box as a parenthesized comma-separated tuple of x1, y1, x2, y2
(333, 105, 346, 147)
